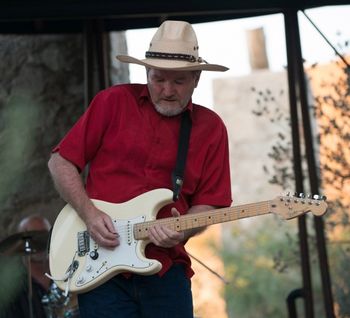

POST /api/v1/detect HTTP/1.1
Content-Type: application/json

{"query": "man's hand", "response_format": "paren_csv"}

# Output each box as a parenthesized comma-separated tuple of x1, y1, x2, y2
(148, 208, 185, 248)
(84, 206, 120, 248)
(148, 204, 215, 248)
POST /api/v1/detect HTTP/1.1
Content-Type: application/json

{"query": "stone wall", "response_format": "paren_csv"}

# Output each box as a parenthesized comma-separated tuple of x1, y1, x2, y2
(0, 32, 128, 237)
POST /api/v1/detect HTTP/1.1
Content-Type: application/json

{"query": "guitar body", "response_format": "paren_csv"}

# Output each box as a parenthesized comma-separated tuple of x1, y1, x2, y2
(49, 188, 173, 293)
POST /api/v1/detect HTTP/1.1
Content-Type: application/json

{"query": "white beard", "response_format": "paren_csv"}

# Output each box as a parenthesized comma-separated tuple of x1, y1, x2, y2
(153, 103, 185, 117)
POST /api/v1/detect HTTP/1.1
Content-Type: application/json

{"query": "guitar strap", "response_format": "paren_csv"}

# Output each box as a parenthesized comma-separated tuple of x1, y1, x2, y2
(172, 110, 192, 202)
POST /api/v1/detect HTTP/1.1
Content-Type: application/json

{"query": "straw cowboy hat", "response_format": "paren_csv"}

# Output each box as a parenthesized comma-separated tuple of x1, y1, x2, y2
(116, 20, 228, 72)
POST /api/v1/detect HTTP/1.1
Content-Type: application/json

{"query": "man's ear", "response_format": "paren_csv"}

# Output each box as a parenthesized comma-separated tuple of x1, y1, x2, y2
(194, 71, 202, 87)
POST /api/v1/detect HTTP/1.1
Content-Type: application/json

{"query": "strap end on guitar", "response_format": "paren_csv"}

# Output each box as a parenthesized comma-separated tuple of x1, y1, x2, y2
(172, 174, 183, 202)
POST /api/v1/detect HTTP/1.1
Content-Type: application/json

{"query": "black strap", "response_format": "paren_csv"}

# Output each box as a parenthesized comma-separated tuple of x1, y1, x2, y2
(172, 111, 192, 202)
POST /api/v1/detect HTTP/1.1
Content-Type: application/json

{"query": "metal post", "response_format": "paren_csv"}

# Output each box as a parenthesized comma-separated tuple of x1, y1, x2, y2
(284, 8, 315, 318)
(287, 288, 304, 318)
(284, 8, 335, 318)
(83, 19, 109, 107)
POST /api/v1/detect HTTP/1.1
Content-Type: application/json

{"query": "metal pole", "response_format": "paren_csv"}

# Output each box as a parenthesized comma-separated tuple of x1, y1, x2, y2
(83, 19, 108, 107)
(284, 8, 335, 318)
(24, 239, 34, 318)
(284, 8, 315, 318)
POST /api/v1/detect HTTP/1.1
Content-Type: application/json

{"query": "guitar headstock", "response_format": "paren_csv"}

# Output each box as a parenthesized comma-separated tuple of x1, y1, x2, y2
(269, 193, 328, 220)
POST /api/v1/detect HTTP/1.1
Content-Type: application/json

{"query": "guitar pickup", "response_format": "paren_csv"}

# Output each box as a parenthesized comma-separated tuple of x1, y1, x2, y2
(77, 231, 90, 256)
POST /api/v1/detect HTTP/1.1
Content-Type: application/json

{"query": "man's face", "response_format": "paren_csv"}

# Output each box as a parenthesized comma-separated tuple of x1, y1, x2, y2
(147, 68, 201, 117)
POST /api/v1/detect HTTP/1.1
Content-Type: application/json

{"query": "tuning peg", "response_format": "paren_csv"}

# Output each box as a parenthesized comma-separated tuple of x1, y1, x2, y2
(313, 194, 327, 201)
(299, 193, 305, 198)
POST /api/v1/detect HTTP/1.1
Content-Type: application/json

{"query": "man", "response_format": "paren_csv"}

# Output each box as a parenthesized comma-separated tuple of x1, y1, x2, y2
(48, 20, 232, 318)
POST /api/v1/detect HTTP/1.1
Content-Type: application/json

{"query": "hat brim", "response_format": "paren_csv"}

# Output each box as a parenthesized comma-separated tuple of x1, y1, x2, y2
(116, 55, 229, 72)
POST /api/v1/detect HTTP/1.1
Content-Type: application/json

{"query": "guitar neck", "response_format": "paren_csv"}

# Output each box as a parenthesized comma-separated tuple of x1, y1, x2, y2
(134, 200, 271, 240)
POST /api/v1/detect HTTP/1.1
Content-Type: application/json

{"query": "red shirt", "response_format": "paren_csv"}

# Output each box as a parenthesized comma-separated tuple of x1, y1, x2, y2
(54, 84, 232, 277)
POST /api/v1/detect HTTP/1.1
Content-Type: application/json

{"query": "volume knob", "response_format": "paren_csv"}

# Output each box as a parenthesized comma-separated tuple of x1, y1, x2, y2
(89, 250, 99, 260)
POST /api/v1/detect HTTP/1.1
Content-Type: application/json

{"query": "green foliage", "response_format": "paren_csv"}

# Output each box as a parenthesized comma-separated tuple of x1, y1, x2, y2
(220, 219, 300, 317)
(327, 239, 350, 317)
(0, 256, 26, 314)
(0, 91, 40, 206)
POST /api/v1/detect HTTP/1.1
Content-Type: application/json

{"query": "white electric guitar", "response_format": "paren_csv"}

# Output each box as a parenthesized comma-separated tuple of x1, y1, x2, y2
(48, 188, 327, 294)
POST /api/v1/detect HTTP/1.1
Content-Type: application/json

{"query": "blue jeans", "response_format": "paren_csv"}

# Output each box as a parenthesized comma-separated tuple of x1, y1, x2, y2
(78, 264, 193, 318)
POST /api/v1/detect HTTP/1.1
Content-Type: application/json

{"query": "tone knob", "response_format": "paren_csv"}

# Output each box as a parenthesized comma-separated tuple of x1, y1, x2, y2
(86, 265, 93, 272)
(77, 276, 85, 284)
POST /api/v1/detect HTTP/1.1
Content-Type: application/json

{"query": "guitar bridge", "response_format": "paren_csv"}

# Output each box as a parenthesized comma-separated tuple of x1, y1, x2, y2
(77, 231, 90, 256)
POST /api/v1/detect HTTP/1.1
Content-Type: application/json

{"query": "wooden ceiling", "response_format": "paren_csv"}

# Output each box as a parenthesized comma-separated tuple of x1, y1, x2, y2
(0, 0, 348, 33)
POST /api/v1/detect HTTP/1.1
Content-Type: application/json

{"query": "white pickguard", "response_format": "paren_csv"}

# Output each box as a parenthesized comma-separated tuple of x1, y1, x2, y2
(76, 216, 155, 287)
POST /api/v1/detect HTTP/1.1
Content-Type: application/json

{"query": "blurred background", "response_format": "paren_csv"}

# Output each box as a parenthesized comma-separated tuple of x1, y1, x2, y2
(0, 2, 349, 318)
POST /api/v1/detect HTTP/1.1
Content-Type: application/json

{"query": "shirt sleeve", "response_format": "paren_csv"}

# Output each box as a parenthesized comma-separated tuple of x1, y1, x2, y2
(52, 90, 114, 171)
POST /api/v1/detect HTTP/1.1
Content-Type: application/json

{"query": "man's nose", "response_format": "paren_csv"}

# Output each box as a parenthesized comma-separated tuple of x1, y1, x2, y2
(162, 81, 175, 95)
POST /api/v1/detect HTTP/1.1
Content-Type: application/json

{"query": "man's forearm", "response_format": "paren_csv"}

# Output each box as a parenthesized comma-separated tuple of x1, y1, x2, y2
(48, 153, 120, 247)
(48, 153, 95, 219)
